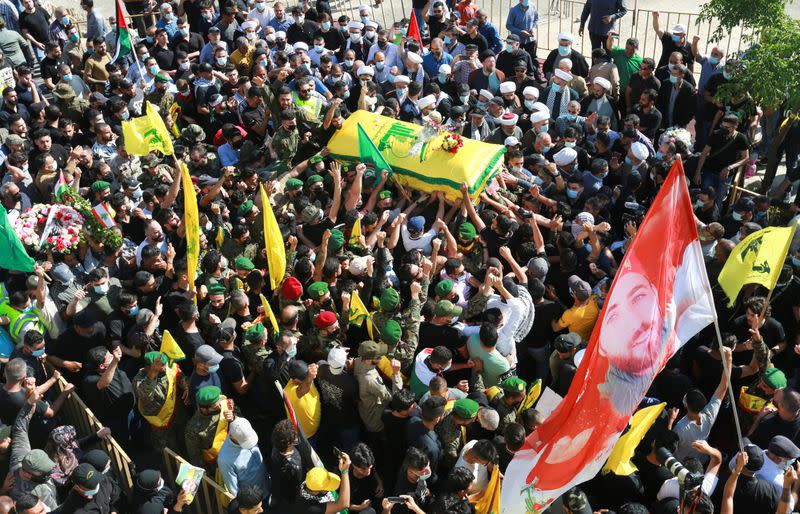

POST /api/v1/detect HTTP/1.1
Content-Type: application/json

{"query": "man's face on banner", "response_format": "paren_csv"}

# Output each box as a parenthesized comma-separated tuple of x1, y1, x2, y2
(599, 271, 661, 376)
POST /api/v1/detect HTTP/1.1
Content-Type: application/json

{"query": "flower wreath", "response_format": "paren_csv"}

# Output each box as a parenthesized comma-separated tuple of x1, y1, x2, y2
(13, 204, 84, 253)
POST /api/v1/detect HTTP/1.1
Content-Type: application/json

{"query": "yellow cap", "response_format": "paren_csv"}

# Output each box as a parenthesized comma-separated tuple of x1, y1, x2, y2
(306, 467, 341, 491)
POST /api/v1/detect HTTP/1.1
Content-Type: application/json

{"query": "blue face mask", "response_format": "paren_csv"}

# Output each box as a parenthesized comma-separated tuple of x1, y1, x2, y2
(80, 485, 100, 498)
(322, 21, 331, 30)
(540, 125, 549, 134)
(541, 145, 552, 153)
(344, 59, 354, 67)
(600, 171, 609, 179)
(286, 345, 297, 358)
(722, 70, 731, 80)
(566, 189, 579, 199)
(343, 90, 350, 99)
(522, 0, 530, 5)
(671, 34, 682, 43)
(438, 74, 447, 83)
(792, 257, 800, 267)
(732, 211, 743, 221)
(669, 75, 678, 84)
(387, 74, 396, 83)
(150, 64, 160, 74)
(655, 151, 663, 159)
(60, 15, 70, 25)
(314, 44, 324, 53)
(31, 348, 45, 357)
(121, 111, 130, 120)
(444, 36, 451, 45)
(564, 114, 577, 121)
(708, 56, 720, 65)
(128, 305, 139, 317)
(375, 62, 385, 71)
(625, 156, 633, 165)
(558, 45, 570, 56)
(207, 364, 220, 373)
(564, 141, 576, 148)
(505, 43, 514, 53)
(63, 73, 73, 82)
(476, 101, 485, 108)
(146, 36, 154, 44)
(551, 83, 562, 93)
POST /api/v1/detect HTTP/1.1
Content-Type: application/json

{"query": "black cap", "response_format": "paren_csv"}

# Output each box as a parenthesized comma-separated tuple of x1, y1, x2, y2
(80, 448, 110, 471)
(74, 310, 96, 328)
(450, 105, 466, 116)
(506, 34, 520, 42)
(471, 106, 487, 116)
(769, 435, 800, 459)
(456, 83, 470, 95)
(135, 469, 162, 491)
(554, 333, 581, 352)
(479, 49, 496, 61)
(280, 109, 296, 121)
(119, 79, 133, 89)
(743, 441, 765, 472)
(72, 463, 103, 489)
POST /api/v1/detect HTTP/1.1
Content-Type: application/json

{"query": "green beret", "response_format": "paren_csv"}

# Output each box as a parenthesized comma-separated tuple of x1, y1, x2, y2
(207, 283, 227, 296)
(435, 279, 453, 298)
(380, 288, 400, 311)
(235, 256, 255, 270)
(196, 385, 222, 407)
(245, 322, 265, 342)
(763, 367, 787, 389)
(452, 398, 479, 419)
(306, 174, 323, 186)
(307, 281, 329, 299)
(380, 319, 402, 345)
(91, 180, 111, 192)
(378, 190, 392, 200)
(144, 351, 167, 365)
(308, 154, 323, 165)
(238, 199, 254, 216)
(328, 229, 345, 251)
(459, 222, 477, 240)
(154, 72, 170, 83)
(501, 376, 527, 395)
(286, 178, 304, 191)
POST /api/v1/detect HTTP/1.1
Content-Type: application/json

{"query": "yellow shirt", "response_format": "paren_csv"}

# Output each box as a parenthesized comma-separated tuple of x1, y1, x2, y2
(284, 381, 321, 437)
(559, 296, 600, 341)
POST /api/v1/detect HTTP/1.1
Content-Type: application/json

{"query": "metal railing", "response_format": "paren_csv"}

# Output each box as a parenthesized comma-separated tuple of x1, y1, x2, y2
(347, 0, 755, 73)
(163, 447, 236, 513)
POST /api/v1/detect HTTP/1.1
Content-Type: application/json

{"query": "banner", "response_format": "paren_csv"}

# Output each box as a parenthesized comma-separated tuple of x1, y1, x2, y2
(122, 101, 175, 156)
(500, 160, 716, 513)
(180, 162, 199, 296)
(327, 110, 505, 203)
(602, 402, 666, 476)
(259, 183, 286, 290)
(0, 205, 34, 272)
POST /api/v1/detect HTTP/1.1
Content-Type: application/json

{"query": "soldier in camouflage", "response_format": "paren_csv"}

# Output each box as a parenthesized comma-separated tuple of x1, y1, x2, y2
(185, 386, 234, 470)
(132, 351, 188, 452)
(489, 376, 527, 433)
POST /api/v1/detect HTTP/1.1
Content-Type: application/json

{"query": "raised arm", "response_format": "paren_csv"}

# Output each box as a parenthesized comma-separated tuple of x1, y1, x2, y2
(652, 11, 663, 39)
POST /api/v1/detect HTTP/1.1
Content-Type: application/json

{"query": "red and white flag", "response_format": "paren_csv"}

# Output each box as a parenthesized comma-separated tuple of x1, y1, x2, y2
(91, 202, 117, 228)
(501, 159, 716, 513)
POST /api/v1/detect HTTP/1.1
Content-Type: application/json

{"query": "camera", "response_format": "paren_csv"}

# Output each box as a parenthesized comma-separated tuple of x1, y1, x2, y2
(621, 201, 646, 225)
(656, 448, 703, 490)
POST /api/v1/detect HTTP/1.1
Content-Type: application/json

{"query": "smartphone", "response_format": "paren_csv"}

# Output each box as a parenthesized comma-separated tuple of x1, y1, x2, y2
(386, 497, 406, 504)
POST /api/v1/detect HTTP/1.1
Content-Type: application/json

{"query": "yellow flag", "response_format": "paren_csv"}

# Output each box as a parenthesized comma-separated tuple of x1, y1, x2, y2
(160, 330, 186, 362)
(472, 464, 501, 514)
(718, 224, 797, 306)
(259, 293, 280, 335)
(517, 379, 542, 416)
(180, 162, 199, 296)
(602, 403, 666, 476)
(349, 291, 374, 340)
(259, 183, 286, 290)
(349, 217, 362, 246)
(121, 101, 175, 156)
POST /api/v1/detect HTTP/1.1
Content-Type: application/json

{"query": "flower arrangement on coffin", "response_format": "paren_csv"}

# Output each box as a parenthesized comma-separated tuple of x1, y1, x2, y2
(57, 186, 122, 249)
(659, 127, 693, 152)
(13, 204, 84, 253)
(441, 133, 464, 154)
(408, 117, 447, 156)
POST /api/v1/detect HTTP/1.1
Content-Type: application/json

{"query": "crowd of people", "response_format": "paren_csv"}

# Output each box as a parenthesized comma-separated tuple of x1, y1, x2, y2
(0, 0, 796, 512)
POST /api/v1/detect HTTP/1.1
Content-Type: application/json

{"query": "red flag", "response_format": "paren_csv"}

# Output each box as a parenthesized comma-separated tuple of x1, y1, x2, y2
(500, 159, 716, 514)
(407, 10, 422, 47)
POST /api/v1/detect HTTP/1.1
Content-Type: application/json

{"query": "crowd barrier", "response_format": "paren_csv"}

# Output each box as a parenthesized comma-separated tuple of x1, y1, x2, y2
(163, 447, 236, 513)
(345, 0, 755, 74)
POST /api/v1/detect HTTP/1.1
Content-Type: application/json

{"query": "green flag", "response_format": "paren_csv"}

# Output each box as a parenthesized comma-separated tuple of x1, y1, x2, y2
(0, 208, 34, 272)
(112, 0, 133, 63)
(357, 122, 393, 186)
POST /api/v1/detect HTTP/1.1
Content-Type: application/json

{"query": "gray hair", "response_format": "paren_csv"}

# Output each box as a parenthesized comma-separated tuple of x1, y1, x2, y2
(0, 182, 16, 197)
(229, 289, 248, 312)
(4, 358, 27, 383)
(477, 407, 500, 431)
(136, 308, 155, 327)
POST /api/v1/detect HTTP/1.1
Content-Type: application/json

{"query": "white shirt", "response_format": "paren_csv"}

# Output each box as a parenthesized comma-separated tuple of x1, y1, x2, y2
(248, 6, 275, 29)
(367, 42, 403, 70)
(455, 440, 489, 494)
(673, 396, 722, 462)
(400, 226, 437, 255)
(657, 472, 718, 501)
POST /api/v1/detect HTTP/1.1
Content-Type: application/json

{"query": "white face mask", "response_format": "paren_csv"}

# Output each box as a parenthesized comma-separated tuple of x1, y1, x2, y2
(524, 99, 536, 110)
(350, 33, 362, 43)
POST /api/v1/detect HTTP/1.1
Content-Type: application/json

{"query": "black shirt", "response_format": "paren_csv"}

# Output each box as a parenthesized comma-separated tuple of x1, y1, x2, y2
(525, 299, 562, 348)
(301, 217, 335, 248)
(657, 33, 694, 69)
(703, 129, 749, 172)
(19, 7, 50, 45)
(81, 368, 135, 421)
(405, 417, 443, 484)
(40, 56, 61, 83)
(695, 203, 720, 224)
(316, 364, 359, 429)
(631, 454, 673, 502)
(151, 45, 176, 71)
(750, 412, 800, 448)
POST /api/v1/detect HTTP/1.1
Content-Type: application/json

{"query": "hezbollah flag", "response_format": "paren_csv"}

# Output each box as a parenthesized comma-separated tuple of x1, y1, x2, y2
(517, 379, 543, 416)
(111, 0, 133, 63)
(0, 206, 34, 272)
(180, 162, 200, 294)
(349, 217, 362, 246)
(500, 159, 716, 514)
(473, 464, 501, 514)
(602, 403, 666, 476)
(160, 330, 186, 362)
(259, 293, 280, 335)
(349, 290, 374, 340)
(718, 224, 797, 307)
(259, 183, 286, 290)
(122, 102, 175, 156)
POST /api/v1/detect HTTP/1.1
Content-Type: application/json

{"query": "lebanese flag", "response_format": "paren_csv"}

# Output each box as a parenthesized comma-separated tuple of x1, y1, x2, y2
(500, 159, 716, 514)
(111, 0, 133, 63)
(91, 202, 117, 228)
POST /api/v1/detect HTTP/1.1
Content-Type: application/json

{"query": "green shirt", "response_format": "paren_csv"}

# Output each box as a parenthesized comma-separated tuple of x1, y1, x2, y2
(467, 333, 510, 388)
(610, 46, 642, 89)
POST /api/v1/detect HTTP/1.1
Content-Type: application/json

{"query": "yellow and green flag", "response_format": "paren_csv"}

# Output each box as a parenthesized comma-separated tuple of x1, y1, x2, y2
(349, 290, 374, 340)
(602, 403, 665, 476)
(349, 217, 362, 246)
(259, 183, 286, 290)
(718, 224, 797, 306)
(180, 162, 199, 296)
(121, 101, 174, 156)
(259, 293, 280, 335)
(472, 464, 501, 514)
(160, 330, 186, 362)
(517, 379, 542, 416)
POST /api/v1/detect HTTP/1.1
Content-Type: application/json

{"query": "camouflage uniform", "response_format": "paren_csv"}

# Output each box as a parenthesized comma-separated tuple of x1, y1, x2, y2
(298, 323, 348, 364)
(272, 126, 299, 163)
(462, 290, 490, 323)
(146, 89, 176, 119)
(185, 407, 226, 469)
(109, 154, 142, 181)
(490, 392, 518, 433)
(132, 368, 188, 452)
(139, 163, 175, 191)
(219, 237, 260, 263)
(434, 411, 465, 470)
(373, 278, 430, 341)
(460, 243, 486, 276)
(241, 342, 270, 378)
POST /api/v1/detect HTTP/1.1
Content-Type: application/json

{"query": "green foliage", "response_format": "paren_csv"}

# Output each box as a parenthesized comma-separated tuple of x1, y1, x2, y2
(698, 0, 789, 41)
(56, 186, 122, 249)
(714, 18, 800, 112)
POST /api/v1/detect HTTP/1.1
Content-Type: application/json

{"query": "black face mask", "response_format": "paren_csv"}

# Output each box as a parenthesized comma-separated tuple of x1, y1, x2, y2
(12, 193, 21, 202)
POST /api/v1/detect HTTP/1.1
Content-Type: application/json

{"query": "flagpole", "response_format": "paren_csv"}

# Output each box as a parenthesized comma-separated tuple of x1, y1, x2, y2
(711, 316, 745, 454)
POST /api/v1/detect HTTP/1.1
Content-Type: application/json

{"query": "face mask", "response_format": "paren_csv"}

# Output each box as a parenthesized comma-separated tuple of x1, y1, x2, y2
(314, 44, 324, 53)
(551, 83, 562, 93)
(141, 52, 150, 61)
(149, 64, 160, 74)
(671, 34, 682, 43)
(121, 110, 130, 120)
(256, 2, 266, 10)
(296, 15, 305, 23)
(387, 74, 396, 83)
(344, 58, 354, 67)
(459, 95, 470, 104)
(207, 364, 220, 373)
(417, 471, 432, 481)
(63, 73, 74, 82)
(31, 348, 45, 357)
(69, 33, 79, 42)
(165, 13, 174, 22)
(669, 75, 678, 84)
(558, 45, 570, 56)
(510, 165, 523, 173)
(566, 189, 579, 199)
(180, 27, 190, 37)
(375, 62, 385, 71)
(694, 199, 704, 209)
(361, 15, 370, 24)
(444, 36, 451, 45)
(722, 70, 731, 80)
(146, 36, 154, 44)
(505, 43, 514, 53)
(397, 90, 407, 102)
(350, 33, 362, 43)
(179, 61, 190, 70)
(205, 221, 213, 231)
(564, 141, 576, 148)
(80, 485, 100, 498)
(216, 57, 227, 66)
(708, 56, 720, 65)
(601, 171, 609, 179)
(128, 305, 140, 317)
(732, 211, 743, 221)
(60, 15, 70, 25)
(322, 21, 331, 30)
(655, 151, 663, 159)
(540, 125, 549, 134)
(286, 345, 297, 358)
(792, 257, 800, 267)
(259, 59, 268, 67)
(94, 284, 109, 294)
(532, 175, 544, 186)
(438, 74, 447, 83)
(343, 90, 350, 99)
(202, 12, 213, 21)
(624, 156, 633, 165)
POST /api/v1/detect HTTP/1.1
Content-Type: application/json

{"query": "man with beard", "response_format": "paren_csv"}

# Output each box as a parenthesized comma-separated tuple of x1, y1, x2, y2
(272, 109, 301, 165)
(83, 37, 111, 92)
(145, 73, 175, 118)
